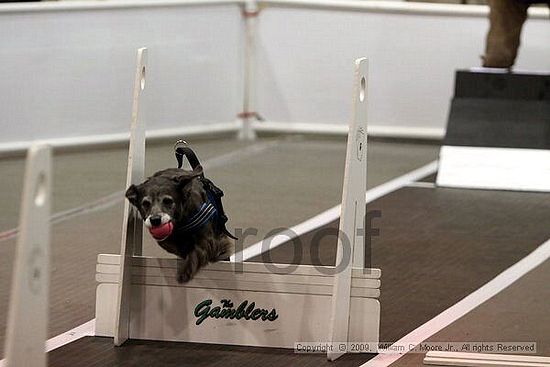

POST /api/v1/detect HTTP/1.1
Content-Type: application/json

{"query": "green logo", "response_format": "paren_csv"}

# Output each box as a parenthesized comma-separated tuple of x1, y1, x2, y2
(194, 299, 278, 325)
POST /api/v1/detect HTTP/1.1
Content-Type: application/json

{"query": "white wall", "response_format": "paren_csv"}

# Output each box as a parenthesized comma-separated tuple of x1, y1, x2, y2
(0, 1, 243, 148)
(255, 1, 550, 137)
(0, 0, 548, 149)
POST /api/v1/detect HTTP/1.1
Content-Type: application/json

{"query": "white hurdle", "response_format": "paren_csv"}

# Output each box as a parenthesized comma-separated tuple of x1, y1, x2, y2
(95, 51, 380, 361)
(3, 144, 52, 367)
(114, 47, 148, 346)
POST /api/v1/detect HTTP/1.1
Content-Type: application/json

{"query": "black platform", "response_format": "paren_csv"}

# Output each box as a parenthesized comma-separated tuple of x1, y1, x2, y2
(443, 70, 550, 149)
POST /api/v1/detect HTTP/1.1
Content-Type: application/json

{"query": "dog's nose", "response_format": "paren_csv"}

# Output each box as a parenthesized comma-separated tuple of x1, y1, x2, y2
(150, 215, 162, 227)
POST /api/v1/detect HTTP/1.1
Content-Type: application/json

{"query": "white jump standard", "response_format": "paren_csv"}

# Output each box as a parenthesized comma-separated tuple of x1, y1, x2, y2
(3, 144, 52, 367)
(95, 50, 380, 361)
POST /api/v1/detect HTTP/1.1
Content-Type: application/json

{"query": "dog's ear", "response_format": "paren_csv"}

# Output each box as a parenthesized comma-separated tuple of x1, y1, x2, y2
(125, 184, 140, 206)
(172, 166, 203, 188)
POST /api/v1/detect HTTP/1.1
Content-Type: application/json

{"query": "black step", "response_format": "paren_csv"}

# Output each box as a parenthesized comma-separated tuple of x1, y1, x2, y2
(444, 98, 550, 149)
(454, 70, 550, 101)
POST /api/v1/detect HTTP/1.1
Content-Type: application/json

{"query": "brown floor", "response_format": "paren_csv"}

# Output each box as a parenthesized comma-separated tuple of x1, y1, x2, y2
(43, 185, 550, 367)
(0, 136, 439, 358)
(4, 135, 549, 366)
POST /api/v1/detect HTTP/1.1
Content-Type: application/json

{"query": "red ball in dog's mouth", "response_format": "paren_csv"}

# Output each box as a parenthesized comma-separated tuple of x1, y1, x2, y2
(148, 222, 174, 241)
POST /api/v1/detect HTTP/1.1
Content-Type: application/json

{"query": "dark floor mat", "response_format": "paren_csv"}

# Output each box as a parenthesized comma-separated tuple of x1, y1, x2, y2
(391, 256, 550, 367)
(249, 187, 550, 343)
(47, 336, 374, 367)
(44, 187, 550, 367)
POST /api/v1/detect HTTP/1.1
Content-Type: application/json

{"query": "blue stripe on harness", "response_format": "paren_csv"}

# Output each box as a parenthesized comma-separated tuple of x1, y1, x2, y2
(177, 202, 217, 233)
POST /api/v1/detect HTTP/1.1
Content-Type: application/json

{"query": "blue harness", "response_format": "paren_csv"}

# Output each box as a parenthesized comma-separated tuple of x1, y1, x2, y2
(176, 189, 222, 235)
(177, 202, 217, 233)
(174, 141, 237, 240)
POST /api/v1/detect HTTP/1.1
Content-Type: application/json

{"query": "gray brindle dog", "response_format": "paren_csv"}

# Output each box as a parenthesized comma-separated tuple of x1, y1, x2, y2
(125, 165, 234, 283)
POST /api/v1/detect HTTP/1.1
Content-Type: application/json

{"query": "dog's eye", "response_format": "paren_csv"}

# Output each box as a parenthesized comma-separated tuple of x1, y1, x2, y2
(141, 199, 151, 209)
(162, 197, 174, 206)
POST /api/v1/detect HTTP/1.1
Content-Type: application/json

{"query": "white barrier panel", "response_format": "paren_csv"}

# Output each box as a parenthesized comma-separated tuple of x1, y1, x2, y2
(0, 1, 242, 148)
(255, 2, 550, 137)
(3, 145, 51, 367)
(0, 1, 548, 149)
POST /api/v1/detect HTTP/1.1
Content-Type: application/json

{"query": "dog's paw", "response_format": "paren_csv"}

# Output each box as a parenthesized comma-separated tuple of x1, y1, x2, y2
(176, 270, 194, 284)
(213, 238, 234, 261)
(214, 251, 230, 261)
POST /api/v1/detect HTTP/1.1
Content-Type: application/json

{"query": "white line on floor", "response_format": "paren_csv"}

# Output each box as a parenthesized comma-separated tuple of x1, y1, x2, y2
(0, 139, 283, 243)
(0, 320, 96, 367)
(360, 237, 550, 367)
(45, 319, 96, 352)
(231, 160, 439, 262)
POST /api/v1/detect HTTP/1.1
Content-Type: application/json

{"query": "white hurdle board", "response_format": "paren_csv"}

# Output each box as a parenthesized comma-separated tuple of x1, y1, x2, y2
(3, 145, 52, 367)
(114, 47, 147, 346)
(95, 255, 380, 347)
(100, 53, 379, 359)
(424, 351, 550, 367)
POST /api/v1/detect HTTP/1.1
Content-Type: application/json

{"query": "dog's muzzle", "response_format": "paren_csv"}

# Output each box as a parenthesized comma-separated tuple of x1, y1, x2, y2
(145, 213, 173, 241)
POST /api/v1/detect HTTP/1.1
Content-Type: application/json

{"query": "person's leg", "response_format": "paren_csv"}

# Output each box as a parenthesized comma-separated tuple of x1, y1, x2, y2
(483, 0, 529, 68)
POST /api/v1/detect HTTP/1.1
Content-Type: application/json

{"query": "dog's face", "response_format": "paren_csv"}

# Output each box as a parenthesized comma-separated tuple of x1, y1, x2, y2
(125, 167, 203, 241)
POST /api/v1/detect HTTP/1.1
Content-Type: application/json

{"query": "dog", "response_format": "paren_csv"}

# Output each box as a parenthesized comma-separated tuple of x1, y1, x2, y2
(125, 166, 233, 283)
